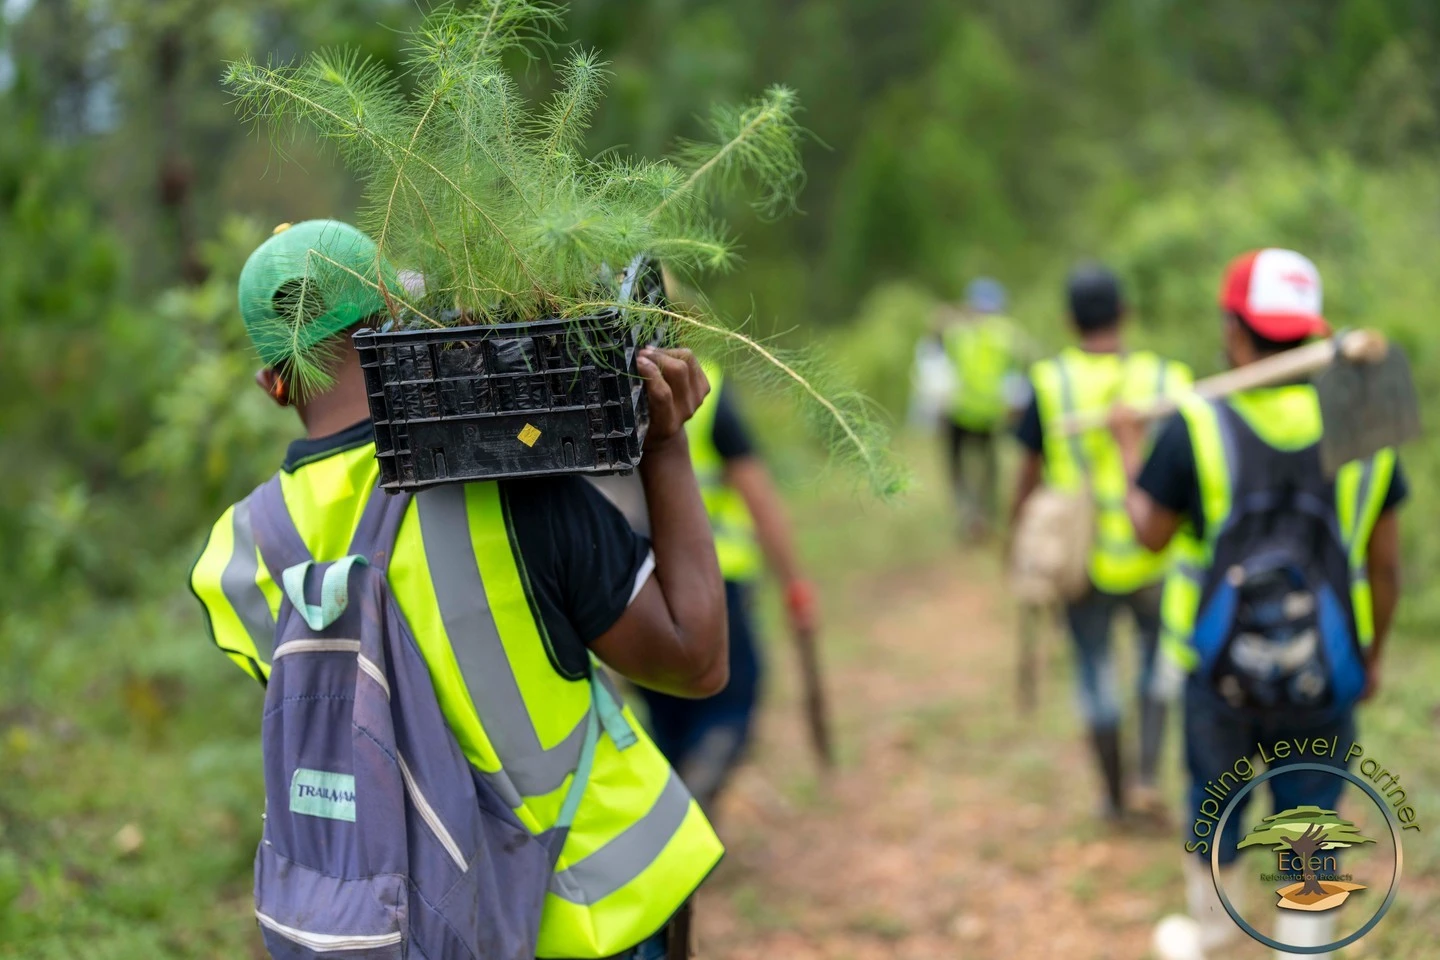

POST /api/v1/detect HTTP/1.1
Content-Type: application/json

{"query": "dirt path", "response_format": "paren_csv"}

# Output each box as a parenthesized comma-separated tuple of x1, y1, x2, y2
(694, 555, 1202, 960)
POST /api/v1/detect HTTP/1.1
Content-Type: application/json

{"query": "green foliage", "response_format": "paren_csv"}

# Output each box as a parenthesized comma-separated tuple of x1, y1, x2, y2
(656, 279, 910, 497)
(0, 93, 153, 609)
(128, 218, 297, 514)
(828, 282, 939, 418)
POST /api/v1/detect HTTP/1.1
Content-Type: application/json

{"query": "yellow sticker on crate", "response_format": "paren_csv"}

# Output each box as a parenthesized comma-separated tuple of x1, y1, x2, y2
(517, 424, 542, 447)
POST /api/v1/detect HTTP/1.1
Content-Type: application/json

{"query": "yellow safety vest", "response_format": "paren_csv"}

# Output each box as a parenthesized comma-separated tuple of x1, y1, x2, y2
(191, 445, 723, 958)
(1031, 348, 1194, 595)
(686, 363, 763, 583)
(944, 315, 1018, 431)
(1158, 386, 1396, 671)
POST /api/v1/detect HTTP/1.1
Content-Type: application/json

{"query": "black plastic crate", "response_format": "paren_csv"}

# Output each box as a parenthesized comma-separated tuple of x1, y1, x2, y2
(355, 257, 663, 492)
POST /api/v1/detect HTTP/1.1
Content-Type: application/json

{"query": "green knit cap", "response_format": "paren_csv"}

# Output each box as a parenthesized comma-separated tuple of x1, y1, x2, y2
(237, 219, 398, 368)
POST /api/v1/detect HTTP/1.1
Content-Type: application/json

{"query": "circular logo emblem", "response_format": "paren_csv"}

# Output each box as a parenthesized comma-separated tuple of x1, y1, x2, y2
(1210, 762, 1405, 954)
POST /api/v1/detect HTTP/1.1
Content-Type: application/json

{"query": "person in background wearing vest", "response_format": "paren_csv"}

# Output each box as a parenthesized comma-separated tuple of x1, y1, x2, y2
(191, 221, 728, 960)
(943, 277, 1025, 540)
(1115, 250, 1405, 960)
(1011, 263, 1193, 823)
(639, 362, 817, 813)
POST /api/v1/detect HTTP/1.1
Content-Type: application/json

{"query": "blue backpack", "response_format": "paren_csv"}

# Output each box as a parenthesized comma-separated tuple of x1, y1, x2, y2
(1189, 402, 1367, 718)
(248, 478, 601, 959)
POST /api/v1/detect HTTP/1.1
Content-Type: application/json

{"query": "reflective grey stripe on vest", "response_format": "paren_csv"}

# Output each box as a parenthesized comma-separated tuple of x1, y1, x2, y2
(1205, 399, 1244, 541)
(221, 498, 276, 663)
(1174, 561, 1205, 584)
(1053, 355, 1090, 476)
(418, 485, 589, 801)
(418, 484, 691, 904)
(1346, 458, 1377, 555)
(548, 768, 692, 904)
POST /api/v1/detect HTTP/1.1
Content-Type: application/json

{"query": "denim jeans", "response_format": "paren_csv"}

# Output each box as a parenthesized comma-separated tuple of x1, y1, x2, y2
(1184, 673, 1355, 865)
(945, 421, 999, 527)
(621, 931, 669, 960)
(552, 929, 668, 960)
(1063, 583, 1163, 729)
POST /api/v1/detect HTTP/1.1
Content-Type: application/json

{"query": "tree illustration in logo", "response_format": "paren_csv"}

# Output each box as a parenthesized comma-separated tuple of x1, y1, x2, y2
(1238, 805, 1376, 910)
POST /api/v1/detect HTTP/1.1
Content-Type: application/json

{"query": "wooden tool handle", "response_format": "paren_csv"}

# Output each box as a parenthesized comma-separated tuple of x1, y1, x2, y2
(1057, 330, 1388, 436)
(793, 627, 836, 770)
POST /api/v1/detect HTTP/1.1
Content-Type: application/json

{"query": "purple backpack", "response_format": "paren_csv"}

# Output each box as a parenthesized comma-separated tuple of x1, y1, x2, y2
(248, 478, 599, 959)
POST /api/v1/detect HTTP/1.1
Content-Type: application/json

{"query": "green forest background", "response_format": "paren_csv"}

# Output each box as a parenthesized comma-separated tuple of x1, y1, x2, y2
(3, 0, 1440, 955)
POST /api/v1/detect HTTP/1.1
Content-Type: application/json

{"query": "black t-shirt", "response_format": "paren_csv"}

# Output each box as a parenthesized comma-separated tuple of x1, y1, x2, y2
(712, 387, 756, 461)
(1136, 412, 1409, 540)
(1014, 387, 1044, 454)
(283, 423, 652, 680)
(500, 477, 653, 678)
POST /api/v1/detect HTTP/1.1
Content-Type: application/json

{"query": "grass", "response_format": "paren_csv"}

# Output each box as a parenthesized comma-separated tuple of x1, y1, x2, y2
(0, 583, 264, 959)
(729, 883, 796, 933)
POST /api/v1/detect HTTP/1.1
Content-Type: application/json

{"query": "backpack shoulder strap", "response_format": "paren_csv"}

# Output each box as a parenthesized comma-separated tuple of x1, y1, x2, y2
(249, 475, 314, 581)
(250, 476, 357, 632)
(347, 485, 413, 573)
(1052, 351, 1093, 481)
(552, 668, 638, 846)
(1177, 395, 1237, 545)
(1137, 350, 1168, 398)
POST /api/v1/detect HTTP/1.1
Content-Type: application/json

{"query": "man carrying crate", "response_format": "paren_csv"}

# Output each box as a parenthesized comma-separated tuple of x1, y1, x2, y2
(190, 221, 728, 960)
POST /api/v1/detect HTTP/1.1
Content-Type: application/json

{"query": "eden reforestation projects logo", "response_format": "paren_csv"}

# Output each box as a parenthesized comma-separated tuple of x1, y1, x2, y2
(1185, 740, 1418, 954)
(1238, 806, 1373, 910)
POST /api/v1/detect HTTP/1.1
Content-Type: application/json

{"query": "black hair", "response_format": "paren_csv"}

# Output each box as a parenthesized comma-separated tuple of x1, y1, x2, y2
(1067, 262, 1124, 333)
(1229, 311, 1306, 355)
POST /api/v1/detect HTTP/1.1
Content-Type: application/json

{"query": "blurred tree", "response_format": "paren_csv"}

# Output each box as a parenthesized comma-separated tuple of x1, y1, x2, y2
(0, 0, 414, 609)
(5, 0, 416, 290)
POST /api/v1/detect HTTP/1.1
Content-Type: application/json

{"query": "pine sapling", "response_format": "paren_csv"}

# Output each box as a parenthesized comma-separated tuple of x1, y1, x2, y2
(225, 0, 901, 494)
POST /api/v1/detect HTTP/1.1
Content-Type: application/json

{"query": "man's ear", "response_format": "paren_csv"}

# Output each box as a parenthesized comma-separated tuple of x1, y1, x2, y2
(256, 368, 292, 406)
(1221, 312, 1248, 367)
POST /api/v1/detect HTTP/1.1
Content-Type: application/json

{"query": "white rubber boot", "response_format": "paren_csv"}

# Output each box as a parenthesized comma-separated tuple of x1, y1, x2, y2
(1152, 859, 1242, 960)
(1272, 910, 1336, 959)
(1152, 915, 1205, 960)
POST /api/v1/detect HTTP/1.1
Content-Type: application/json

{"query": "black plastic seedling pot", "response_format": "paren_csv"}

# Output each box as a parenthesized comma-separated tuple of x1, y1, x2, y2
(355, 257, 662, 492)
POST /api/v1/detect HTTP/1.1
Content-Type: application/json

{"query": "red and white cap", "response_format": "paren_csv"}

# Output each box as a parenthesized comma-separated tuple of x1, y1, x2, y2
(1220, 248, 1329, 341)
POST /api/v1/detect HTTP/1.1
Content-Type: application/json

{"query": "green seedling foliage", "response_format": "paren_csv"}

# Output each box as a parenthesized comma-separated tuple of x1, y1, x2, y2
(224, 0, 899, 493)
